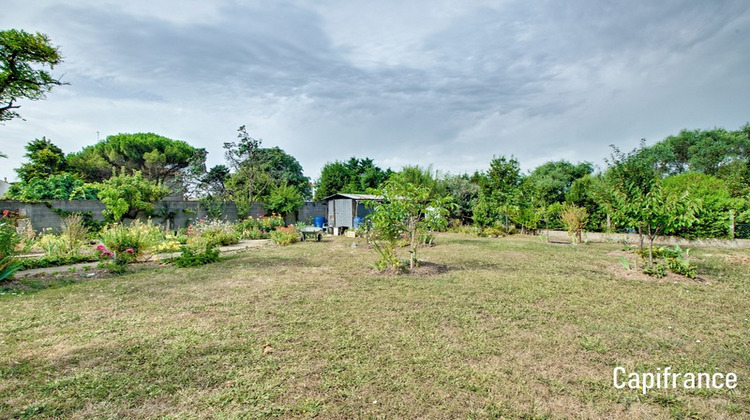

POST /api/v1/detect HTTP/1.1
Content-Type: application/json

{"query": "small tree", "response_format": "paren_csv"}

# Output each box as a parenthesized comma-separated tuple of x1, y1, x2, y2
(264, 183, 304, 219)
(637, 183, 699, 265)
(606, 180, 699, 264)
(369, 175, 449, 270)
(96, 171, 169, 222)
(560, 204, 588, 244)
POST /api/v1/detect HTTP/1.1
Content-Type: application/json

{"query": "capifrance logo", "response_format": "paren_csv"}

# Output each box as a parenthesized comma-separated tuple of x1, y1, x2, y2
(613, 367, 738, 394)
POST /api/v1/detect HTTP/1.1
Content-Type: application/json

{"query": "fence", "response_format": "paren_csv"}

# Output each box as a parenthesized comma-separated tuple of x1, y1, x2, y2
(736, 223, 750, 240)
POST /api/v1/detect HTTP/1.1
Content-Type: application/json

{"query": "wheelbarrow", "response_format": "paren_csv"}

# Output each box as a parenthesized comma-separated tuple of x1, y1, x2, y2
(299, 226, 325, 242)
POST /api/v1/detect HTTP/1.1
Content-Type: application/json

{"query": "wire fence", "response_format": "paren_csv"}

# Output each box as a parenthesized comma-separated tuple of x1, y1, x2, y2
(735, 223, 750, 240)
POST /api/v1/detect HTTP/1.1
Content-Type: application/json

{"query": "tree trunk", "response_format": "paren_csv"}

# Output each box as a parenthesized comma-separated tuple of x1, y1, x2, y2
(638, 226, 644, 250)
(647, 225, 654, 265)
(409, 217, 417, 270)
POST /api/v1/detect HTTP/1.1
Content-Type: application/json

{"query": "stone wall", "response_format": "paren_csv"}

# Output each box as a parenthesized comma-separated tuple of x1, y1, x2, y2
(0, 199, 326, 232)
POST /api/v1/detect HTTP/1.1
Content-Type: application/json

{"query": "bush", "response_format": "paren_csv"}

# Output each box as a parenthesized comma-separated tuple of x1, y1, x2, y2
(97, 171, 169, 222)
(55, 214, 89, 255)
(0, 214, 20, 259)
(643, 262, 667, 278)
(244, 227, 269, 240)
(36, 234, 69, 257)
(17, 254, 98, 270)
(152, 240, 182, 253)
(99, 220, 161, 260)
(636, 245, 697, 279)
(174, 244, 220, 268)
(188, 219, 239, 247)
(270, 225, 299, 246)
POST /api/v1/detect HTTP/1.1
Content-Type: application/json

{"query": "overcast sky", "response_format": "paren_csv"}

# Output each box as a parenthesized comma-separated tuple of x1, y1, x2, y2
(2, 0, 749, 183)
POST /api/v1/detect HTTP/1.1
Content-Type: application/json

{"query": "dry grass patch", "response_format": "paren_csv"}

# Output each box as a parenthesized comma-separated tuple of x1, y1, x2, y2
(1, 233, 748, 418)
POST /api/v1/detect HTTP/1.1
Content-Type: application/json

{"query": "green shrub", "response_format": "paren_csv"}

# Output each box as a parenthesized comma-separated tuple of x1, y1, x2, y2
(643, 262, 667, 278)
(99, 220, 161, 259)
(17, 255, 99, 270)
(174, 244, 220, 268)
(270, 226, 299, 246)
(35, 214, 91, 258)
(243, 227, 269, 240)
(666, 257, 697, 279)
(0, 215, 20, 259)
(188, 219, 239, 247)
(636, 245, 697, 279)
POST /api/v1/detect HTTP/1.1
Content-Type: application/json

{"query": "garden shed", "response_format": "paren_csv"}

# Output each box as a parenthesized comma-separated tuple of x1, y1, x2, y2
(323, 193, 381, 234)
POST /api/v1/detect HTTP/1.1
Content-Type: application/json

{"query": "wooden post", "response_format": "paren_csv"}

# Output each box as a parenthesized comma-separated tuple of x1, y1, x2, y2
(729, 210, 735, 240)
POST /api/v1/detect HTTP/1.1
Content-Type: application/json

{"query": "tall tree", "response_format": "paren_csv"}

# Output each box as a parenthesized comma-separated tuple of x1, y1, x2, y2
(639, 126, 749, 176)
(598, 141, 659, 247)
(522, 160, 593, 206)
(254, 147, 311, 199)
(442, 174, 479, 224)
(0, 29, 66, 122)
(67, 132, 205, 185)
(223, 126, 310, 215)
(15, 137, 68, 182)
(314, 157, 390, 200)
(472, 155, 521, 228)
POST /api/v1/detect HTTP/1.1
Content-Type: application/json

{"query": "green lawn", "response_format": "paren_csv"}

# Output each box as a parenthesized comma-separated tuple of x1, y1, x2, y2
(1, 234, 749, 419)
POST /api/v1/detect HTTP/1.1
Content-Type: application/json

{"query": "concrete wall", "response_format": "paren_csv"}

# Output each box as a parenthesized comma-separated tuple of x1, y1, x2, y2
(538, 229, 750, 249)
(0, 199, 325, 232)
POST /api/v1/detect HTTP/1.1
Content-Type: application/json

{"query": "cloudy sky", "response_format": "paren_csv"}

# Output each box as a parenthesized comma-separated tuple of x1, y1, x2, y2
(2, 0, 749, 183)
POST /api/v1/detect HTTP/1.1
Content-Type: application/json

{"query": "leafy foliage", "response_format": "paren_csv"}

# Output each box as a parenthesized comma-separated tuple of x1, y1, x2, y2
(223, 126, 310, 214)
(187, 219, 239, 247)
(472, 156, 521, 229)
(99, 220, 162, 260)
(4, 173, 99, 201)
(67, 132, 204, 184)
(560, 204, 588, 243)
(17, 254, 98, 271)
(174, 244, 220, 268)
(264, 183, 304, 217)
(314, 157, 391, 201)
(96, 171, 169, 222)
(0, 215, 20, 281)
(15, 137, 68, 182)
(661, 173, 743, 239)
(602, 179, 699, 264)
(522, 160, 593, 206)
(270, 225, 299, 246)
(0, 29, 65, 122)
(442, 174, 479, 225)
(370, 174, 450, 270)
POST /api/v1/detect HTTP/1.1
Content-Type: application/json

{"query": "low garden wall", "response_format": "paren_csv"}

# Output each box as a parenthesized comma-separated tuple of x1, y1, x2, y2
(0, 199, 327, 232)
(538, 229, 750, 249)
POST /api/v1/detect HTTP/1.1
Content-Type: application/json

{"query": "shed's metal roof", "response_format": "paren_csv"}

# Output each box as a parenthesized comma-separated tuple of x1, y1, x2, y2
(323, 193, 382, 201)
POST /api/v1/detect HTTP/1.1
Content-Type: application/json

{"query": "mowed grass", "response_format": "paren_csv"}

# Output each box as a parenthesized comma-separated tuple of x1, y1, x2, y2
(1, 234, 749, 419)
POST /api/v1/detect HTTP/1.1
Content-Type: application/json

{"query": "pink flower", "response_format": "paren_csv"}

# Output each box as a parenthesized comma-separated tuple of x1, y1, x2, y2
(125, 249, 134, 253)
(96, 244, 106, 251)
